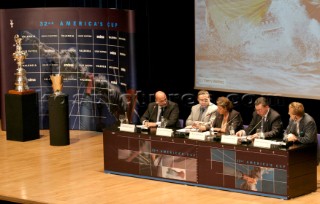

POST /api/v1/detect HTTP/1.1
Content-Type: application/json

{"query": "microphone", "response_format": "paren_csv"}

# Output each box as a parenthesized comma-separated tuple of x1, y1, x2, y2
(206, 110, 216, 117)
(247, 117, 263, 135)
(226, 113, 239, 126)
(223, 113, 239, 135)
(203, 111, 217, 125)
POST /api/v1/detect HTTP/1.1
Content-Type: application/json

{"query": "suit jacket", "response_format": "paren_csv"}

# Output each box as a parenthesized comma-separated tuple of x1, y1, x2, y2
(245, 108, 283, 139)
(285, 113, 317, 144)
(212, 109, 243, 134)
(140, 100, 180, 128)
(185, 103, 217, 127)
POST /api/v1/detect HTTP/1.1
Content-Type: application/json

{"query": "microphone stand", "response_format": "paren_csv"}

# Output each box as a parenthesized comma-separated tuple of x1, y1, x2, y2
(239, 118, 263, 144)
(247, 118, 263, 136)
(225, 113, 239, 130)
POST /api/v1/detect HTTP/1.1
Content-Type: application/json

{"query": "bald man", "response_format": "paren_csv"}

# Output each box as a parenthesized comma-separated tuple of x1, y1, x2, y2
(141, 91, 180, 128)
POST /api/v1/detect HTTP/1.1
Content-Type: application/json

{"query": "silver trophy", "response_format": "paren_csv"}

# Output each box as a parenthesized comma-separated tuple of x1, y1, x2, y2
(12, 34, 29, 92)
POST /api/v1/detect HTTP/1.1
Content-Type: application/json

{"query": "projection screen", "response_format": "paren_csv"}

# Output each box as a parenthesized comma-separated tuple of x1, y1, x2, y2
(195, 0, 320, 99)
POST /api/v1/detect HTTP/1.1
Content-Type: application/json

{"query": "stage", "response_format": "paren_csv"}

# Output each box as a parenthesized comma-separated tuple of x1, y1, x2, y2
(0, 127, 319, 203)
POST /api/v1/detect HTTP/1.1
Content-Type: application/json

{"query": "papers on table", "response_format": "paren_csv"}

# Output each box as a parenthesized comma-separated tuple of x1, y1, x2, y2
(136, 125, 148, 130)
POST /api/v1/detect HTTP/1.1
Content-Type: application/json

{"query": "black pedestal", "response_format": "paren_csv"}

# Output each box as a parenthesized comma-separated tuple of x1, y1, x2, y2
(49, 94, 70, 146)
(5, 92, 40, 141)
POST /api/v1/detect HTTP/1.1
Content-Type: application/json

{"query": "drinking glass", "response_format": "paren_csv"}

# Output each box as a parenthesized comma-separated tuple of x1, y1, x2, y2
(256, 128, 261, 138)
(209, 115, 216, 136)
(229, 125, 235, 135)
(160, 118, 167, 128)
(119, 114, 125, 124)
(256, 128, 265, 139)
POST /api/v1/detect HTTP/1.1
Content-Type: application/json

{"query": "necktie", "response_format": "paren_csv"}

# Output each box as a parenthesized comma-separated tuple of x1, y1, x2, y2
(158, 107, 164, 122)
(198, 107, 204, 121)
(296, 122, 300, 136)
(260, 116, 264, 132)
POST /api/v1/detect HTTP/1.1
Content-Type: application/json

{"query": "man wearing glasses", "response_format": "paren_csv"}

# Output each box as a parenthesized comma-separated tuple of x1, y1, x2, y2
(185, 90, 217, 131)
(141, 91, 180, 128)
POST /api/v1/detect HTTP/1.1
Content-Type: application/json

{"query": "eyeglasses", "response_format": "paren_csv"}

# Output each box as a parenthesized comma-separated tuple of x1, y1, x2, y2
(198, 99, 209, 102)
(255, 108, 262, 112)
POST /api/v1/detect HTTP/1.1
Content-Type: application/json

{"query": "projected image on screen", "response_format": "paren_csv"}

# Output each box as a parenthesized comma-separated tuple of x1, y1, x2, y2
(195, 0, 320, 99)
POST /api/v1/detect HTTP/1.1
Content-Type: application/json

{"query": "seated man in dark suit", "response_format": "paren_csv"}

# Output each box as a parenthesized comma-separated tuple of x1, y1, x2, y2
(141, 91, 180, 128)
(285, 102, 317, 143)
(284, 102, 319, 163)
(236, 97, 283, 139)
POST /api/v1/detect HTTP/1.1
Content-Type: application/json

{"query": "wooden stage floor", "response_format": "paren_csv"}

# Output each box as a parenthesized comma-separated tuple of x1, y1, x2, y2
(0, 128, 319, 204)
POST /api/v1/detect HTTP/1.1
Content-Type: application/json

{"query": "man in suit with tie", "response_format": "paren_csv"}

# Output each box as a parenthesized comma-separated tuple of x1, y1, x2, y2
(236, 97, 283, 139)
(141, 91, 180, 128)
(285, 102, 317, 143)
(185, 90, 217, 131)
(284, 102, 319, 163)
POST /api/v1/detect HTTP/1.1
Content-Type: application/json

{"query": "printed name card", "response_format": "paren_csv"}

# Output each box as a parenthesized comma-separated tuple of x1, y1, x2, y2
(253, 138, 272, 149)
(156, 128, 173, 137)
(221, 135, 239, 145)
(119, 124, 136, 133)
(188, 131, 207, 141)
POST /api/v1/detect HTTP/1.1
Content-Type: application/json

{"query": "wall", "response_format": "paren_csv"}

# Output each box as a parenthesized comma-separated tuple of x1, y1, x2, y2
(1, 0, 319, 131)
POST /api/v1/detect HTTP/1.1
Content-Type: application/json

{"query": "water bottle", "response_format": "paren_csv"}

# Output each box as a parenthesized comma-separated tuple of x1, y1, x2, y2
(124, 112, 129, 124)
(210, 126, 215, 136)
(209, 114, 216, 136)
(229, 123, 235, 135)
(160, 116, 165, 128)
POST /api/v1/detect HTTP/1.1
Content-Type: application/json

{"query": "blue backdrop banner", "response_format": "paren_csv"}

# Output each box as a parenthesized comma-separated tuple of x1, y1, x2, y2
(0, 8, 137, 131)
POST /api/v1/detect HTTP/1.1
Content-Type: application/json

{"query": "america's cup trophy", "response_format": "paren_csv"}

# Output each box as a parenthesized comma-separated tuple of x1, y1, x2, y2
(50, 73, 64, 96)
(12, 34, 30, 92)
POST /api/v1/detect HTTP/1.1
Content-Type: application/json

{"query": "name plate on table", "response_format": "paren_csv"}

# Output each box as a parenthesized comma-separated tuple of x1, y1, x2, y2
(156, 128, 173, 137)
(221, 135, 239, 145)
(119, 124, 136, 133)
(254, 139, 283, 149)
(188, 131, 207, 141)
(253, 138, 272, 148)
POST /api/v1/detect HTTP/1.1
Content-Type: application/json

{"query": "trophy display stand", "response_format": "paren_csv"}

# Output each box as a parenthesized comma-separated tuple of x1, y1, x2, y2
(48, 74, 70, 146)
(5, 34, 39, 141)
(48, 94, 70, 146)
(5, 90, 40, 141)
